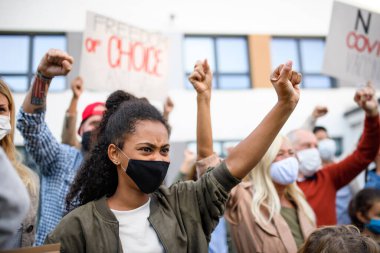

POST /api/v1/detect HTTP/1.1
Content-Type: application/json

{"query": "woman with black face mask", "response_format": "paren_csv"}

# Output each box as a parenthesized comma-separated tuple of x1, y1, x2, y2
(45, 60, 301, 253)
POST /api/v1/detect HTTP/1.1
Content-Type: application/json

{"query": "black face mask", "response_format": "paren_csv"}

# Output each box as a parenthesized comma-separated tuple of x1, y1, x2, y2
(117, 147, 169, 193)
(125, 159, 169, 193)
(81, 131, 92, 153)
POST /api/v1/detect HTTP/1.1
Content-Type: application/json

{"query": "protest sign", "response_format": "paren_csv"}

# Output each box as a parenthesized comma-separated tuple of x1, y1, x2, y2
(323, 2, 380, 85)
(80, 12, 169, 100)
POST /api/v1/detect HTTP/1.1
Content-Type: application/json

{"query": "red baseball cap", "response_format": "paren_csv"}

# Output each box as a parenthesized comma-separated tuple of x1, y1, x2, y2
(78, 102, 105, 134)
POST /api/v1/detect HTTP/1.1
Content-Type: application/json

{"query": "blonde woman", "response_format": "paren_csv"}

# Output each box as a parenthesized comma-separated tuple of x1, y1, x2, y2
(225, 135, 315, 252)
(0, 80, 39, 248)
(191, 62, 315, 253)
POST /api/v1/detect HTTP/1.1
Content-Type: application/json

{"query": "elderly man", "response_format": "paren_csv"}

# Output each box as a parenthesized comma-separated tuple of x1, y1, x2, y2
(288, 84, 380, 226)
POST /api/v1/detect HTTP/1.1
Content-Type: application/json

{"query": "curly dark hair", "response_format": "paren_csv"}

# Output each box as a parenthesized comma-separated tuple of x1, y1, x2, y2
(349, 188, 380, 231)
(66, 90, 171, 212)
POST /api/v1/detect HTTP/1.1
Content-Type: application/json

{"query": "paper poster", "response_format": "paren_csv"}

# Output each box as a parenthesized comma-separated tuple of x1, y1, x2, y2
(80, 12, 169, 100)
(323, 2, 380, 85)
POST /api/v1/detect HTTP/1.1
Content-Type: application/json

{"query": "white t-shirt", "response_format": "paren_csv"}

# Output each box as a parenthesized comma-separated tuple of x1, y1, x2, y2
(111, 198, 164, 253)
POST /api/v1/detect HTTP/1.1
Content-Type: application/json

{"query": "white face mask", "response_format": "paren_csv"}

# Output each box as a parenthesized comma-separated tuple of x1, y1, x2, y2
(270, 157, 299, 185)
(297, 148, 322, 177)
(0, 115, 11, 141)
(318, 138, 336, 162)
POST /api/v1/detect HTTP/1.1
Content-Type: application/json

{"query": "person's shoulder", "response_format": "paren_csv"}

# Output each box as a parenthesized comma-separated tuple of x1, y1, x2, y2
(46, 202, 96, 245)
(230, 181, 252, 196)
(317, 163, 338, 176)
(241, 181, 253, 188)
(61, 201, 95, 222)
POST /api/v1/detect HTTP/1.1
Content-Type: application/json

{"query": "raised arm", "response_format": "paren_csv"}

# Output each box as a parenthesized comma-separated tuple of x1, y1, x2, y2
(61, 77, 83, 148)
(188, 60, 214, 161)
(224, 61, 300, 179)
(183, 61, 300, 238)
(302, 105, 328, 130)
(17, 49, 74, 173)
(354, 83, 379, 118)
(328, 83, 380, 189)
(174, 149, 196, 181)
(163, 97, 174, 122)
(22, 49, 73, 113)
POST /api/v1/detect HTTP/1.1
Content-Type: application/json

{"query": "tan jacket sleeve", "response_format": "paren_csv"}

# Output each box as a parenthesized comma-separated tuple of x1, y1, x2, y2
(195, 153, 223, 178)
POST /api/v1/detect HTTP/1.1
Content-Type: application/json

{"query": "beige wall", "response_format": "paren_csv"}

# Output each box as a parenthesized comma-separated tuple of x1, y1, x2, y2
(249, 35, 272, 88)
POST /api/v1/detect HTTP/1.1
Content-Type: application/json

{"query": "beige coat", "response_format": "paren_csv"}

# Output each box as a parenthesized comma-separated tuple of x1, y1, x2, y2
(15, 168, 40, 248)
(225, 182, 315, 253)
(22, 169, 39, 247)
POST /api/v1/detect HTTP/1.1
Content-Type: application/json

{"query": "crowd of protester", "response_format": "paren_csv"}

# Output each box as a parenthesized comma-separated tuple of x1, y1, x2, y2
(0, 49, 380, 253)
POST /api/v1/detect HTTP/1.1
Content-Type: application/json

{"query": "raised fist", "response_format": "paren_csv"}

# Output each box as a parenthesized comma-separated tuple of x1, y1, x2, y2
(270, 61, 301, 106)
(164, 97, 174, 115)
(188, 59, 213, 97)
(71, 77, 84, 99)
(37, 49, 74, 78)
(354, 82, 378, 117)
(312, 106, 328, 119)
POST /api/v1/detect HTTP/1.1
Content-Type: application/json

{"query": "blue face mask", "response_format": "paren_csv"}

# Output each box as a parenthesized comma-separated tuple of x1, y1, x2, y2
(366, 218, 380, 234)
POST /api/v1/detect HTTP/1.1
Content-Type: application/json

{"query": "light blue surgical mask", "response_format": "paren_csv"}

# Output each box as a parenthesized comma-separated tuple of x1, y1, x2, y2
(366, 218, 380, 234)
(270, 157, 299, 185)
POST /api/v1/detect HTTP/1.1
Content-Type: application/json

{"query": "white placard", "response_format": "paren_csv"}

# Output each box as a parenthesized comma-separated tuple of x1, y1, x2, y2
(80, 12, 169, 101)
(323, 1, 380, 85)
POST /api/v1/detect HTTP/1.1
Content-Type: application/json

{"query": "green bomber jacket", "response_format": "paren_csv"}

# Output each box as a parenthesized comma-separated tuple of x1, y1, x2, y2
(45, 161, 240, 253)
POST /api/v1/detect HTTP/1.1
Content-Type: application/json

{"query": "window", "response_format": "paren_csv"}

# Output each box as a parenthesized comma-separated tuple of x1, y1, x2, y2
(271, 38, 335, 88)
(184, 36, 251, 89)
(187, 140, 240, 158)
(332, 137, 343, 157)
(0, 33, 67, 92)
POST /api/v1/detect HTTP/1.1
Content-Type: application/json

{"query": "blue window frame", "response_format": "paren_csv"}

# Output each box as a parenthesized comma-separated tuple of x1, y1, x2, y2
(0, 33, 67, 92)
(184, 35, 251, 89)
(271, 37, 335, 88)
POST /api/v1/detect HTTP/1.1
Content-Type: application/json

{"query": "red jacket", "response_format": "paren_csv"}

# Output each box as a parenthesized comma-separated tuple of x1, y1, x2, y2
(297, 115, 380, 226)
